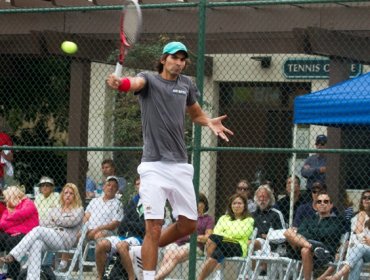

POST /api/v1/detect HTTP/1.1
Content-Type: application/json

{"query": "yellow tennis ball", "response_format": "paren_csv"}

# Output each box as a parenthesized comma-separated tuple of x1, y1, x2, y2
(61, 41, 78, 54)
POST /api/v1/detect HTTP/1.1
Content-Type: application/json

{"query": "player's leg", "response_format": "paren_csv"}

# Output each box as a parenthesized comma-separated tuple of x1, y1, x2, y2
(158, 216, 197, 247)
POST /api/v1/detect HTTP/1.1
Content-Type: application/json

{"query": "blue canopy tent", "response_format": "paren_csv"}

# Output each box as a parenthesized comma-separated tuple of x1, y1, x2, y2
(294, 72, 370, 126)
(287, 72, 370, 226)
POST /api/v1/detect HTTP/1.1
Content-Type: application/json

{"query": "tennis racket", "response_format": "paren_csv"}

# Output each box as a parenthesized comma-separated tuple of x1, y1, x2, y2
(114, 0, 142, 77)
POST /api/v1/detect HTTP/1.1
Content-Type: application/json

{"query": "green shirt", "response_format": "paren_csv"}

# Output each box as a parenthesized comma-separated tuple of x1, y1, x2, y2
(214, 215, 254, 256)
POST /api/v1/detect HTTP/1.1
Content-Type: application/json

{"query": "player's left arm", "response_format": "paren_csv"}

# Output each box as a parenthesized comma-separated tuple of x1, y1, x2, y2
(187, 102, 234, 142)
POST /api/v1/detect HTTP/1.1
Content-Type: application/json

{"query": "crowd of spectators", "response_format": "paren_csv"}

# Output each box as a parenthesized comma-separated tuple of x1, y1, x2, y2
(0, 134, 368, 280)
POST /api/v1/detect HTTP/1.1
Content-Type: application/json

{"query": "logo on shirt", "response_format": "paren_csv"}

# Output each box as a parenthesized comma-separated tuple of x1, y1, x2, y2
(172, 89, 187, 96)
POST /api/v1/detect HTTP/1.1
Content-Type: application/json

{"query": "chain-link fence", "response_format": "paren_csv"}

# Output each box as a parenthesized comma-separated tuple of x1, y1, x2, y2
(0, 0, 369, 279)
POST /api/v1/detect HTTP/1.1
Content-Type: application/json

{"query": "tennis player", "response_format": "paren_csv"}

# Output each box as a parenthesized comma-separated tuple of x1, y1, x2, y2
(107, 41, 233, 280)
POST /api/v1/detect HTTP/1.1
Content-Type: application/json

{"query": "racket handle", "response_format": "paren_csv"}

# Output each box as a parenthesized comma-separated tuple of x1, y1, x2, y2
(114, 62, 123, 77)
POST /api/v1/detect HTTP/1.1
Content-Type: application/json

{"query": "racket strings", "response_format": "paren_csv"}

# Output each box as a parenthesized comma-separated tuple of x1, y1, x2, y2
(123, 3, 141, 46)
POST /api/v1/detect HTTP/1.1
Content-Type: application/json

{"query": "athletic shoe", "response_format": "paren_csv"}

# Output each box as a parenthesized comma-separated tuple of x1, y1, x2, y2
(130, 246, 143, 280)
(313, 247, 333, 264)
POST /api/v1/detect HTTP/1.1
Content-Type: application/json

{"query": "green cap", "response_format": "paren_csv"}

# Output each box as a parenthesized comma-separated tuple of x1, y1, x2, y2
(162, 41, 188, 57)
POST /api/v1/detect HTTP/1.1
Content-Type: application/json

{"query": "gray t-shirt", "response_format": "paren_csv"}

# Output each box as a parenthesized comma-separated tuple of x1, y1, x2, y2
(135, 72, 199, 163)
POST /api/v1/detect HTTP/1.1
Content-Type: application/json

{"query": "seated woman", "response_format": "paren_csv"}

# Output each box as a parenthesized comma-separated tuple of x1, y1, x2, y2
(198, 193, 254, 280)
(155, 193, 214, 280)
(0, 186, 39, 279)
(323, 189, 370, 280)
(0, 183, 84, 280)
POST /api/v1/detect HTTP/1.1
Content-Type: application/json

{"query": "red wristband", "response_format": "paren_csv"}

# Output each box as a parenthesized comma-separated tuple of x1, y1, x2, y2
(118, 77, 131, 92)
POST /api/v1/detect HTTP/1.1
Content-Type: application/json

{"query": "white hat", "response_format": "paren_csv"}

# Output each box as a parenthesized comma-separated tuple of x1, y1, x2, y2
(106, 176, 119, 184)
(38, 176, 54, 186)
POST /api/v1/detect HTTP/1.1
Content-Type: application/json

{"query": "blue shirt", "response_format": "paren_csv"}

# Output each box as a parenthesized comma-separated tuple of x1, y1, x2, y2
(85, 177, 97, 193)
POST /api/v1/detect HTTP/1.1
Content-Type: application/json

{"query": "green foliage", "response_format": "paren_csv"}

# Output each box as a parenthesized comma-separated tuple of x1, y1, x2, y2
(0, 56, 70, 133)
(0, 56, 70, 192)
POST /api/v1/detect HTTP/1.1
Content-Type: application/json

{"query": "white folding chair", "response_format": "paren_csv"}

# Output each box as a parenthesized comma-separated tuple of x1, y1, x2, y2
(327, 232, 350, 274)
(250, 228, 299, 280)
(81, 240, 96, 268)
(51, 221, 89, 280)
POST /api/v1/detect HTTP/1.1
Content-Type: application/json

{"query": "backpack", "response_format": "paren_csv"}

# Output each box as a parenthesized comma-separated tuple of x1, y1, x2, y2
(103, 253, 128, 280)
(17, 265, 56, 280)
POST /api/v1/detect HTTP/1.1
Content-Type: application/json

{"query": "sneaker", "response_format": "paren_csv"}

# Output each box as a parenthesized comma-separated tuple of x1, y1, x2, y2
(130, 246, 143, 280)
(313, 247, 332, 264)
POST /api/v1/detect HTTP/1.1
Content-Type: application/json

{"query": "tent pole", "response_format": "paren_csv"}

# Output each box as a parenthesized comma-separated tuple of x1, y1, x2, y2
(289, 124, 298, 227)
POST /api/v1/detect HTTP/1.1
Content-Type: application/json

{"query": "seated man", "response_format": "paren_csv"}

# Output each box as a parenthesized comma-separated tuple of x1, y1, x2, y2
(84, 176, 123, 240)
(96, 177, 145, 280)
(253, 184, 286, 251)
(284, 192, 347, 280)
(252, 184, 285, 274)
(293, 181, 328, 227)
(275, 176, 308, 225)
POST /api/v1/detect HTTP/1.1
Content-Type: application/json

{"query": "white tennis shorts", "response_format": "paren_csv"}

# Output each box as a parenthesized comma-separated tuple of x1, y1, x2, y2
(137, 161, 197, 221)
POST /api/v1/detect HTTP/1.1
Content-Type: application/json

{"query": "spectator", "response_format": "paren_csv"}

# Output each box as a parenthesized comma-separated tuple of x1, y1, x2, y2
(85, 162, 97, 199)
(85, 176, 97, 199)
(156, 193, 214, 280)
(0, 131, 13, 192)
(0, 186, 39, 279)
(198, 193, 254, 280)
(343, 191, 354, 222)
(99, 159, 126, 194)
(253, 184, 285, 251)
(284, 192, 347, 280)
(84, 176, 123, 240)
(34, 176, 59, 224)
(275, 176, 307, 224)
(235, 179, 256, 213)
(293, 182, 329, 227)
(0, 183, 84, 280)
(325, 222, 370, 280)
(319, 189, 370, 280)
(0, 201, 5, 218)
(96, 176, 145, 280)
(301, 134, 327, 191)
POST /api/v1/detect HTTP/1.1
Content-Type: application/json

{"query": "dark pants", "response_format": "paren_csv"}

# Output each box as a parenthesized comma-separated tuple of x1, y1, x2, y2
(208, 234, 242, 263)
(0, 231, 25, 279)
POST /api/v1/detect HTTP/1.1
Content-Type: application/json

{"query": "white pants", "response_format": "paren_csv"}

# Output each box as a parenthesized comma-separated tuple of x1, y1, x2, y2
(10, 226, 66, 280)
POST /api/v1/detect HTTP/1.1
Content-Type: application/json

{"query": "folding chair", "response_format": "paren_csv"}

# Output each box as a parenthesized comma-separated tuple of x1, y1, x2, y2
(81, 240, 96, 268)
(51, 222, 89, 280)
(327, 232, 350, 273)
(250, 228, 299, 280)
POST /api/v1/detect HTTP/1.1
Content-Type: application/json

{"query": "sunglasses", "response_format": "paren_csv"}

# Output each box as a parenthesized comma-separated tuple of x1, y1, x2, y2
(362, 195, 370, 201)
(237, 187, 249, 192)
(316, 199, 330, 205)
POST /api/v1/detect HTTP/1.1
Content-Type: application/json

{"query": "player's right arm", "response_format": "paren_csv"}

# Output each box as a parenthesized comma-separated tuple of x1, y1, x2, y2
(106, 74, 146, 92)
